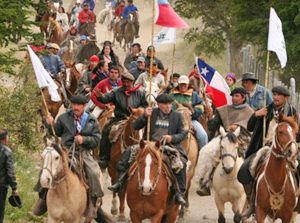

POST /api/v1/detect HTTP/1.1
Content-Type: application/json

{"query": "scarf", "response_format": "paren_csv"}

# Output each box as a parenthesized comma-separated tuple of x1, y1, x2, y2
(124, 84, 142, 96)
(232, 103, 248, 110)
(74, 112, 88, 134)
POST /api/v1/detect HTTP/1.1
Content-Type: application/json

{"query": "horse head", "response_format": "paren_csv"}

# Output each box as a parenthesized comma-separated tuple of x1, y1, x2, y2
(273, 114, 299, 163)
(176, 103, 193, 131)
(136, 140, 162, 195)
(219, 126, 240, 174)
(64, 62, 81, 90)
(144, 80, 160, 107)
(40, 137, 67, 189)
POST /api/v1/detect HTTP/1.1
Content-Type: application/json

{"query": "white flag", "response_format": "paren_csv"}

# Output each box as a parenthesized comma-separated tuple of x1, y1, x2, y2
(27, 45, 61, 102)
(267, 7, 287, 68)
(152, 27, 176, 46)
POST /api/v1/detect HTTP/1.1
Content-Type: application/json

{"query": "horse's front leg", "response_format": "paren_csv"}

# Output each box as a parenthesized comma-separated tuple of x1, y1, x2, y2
(130, 210, 142, 223)
(232, 193, 247, 223)
(214, 194, 225, 223)
(255, 205, 267, 223)
(151, 209, 165, 223)
(111, 192, 118, 216)
(118, 189, 126, 221)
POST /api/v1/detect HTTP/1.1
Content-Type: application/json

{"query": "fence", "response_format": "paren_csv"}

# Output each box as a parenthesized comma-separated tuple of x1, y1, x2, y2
(240, 45, 300, 112)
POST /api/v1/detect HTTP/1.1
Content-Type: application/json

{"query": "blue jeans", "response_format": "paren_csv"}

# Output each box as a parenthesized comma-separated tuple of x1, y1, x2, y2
(192, 120, 208, 149)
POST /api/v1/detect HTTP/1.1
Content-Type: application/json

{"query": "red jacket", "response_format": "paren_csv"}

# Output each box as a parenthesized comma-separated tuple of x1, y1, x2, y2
(91, 78, 122, 109)
(79, 9, 95, 24)
(115, 5, 125, 17)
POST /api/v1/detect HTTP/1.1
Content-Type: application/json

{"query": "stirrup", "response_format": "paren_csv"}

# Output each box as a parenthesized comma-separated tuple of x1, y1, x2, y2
(196, 186, 211, 196)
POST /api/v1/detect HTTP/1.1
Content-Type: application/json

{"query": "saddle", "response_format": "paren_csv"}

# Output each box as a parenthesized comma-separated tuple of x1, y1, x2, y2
(108, 119, 127, 143)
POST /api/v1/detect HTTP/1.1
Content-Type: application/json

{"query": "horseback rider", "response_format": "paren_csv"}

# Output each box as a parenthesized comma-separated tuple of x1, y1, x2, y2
(33, 95, 104, 221)
(76, 34, 100, 63)
(82, 0, 96, 11)
(108, 93, 188, 206)
(242, 72, 272, 110)
(56, 6, 69, 32)
(0, 129, 20, 223)
(145, 46, 165, 70)
(237, 86, 300, 218)
(124, 42, 143, 70)
(165, 73, 180, 94)
(121, 0, 140, 38)
(78, 3, 95, 34)
(91, 61, 110, 89)
(94, 72, 148, 169)
(170, 75, 208, 149)
(196, 87, 254, 196)
(87, 66, 122, 118)
(111, 0, 125, 29)
(41, 43, 65, 79)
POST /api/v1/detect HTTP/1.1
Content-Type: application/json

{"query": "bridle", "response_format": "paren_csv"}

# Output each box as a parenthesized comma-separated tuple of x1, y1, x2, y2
(42, 146, 66, 188)
(219, 136, 238, 163)
(121, 112, 141, 149)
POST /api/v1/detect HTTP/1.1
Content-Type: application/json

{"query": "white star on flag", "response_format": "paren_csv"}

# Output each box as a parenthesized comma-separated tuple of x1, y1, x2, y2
(201, 67, 209, 76)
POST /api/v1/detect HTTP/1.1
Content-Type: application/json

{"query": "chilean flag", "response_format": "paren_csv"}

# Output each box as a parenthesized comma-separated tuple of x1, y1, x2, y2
(155, 0, 189, 29)
(196, 58, 231, 107)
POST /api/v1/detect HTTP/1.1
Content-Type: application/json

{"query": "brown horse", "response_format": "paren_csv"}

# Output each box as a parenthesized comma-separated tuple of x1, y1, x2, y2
(176, 104, 199, 222)
(98, 105, 115, 131)
(126, 140, 179, 223)
(48, 18, 68, 45)
(108, 107, 144, 221)
(40, 13, 50, 39)
(123, 13, 137, 51)
(40, 138, 112, 223)
(64, 62, 81, 98)
(112, 17, 123, 48)
(256, 115, 299, 223)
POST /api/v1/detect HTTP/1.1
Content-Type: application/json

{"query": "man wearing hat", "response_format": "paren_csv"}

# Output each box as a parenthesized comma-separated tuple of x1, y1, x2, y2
(129, 56, 146, 80)
(196, 87, 254, 196)
(95, 71, 148, 168)
(76, 34, 100, 63)
(33, 95, 104, 220)
(237, 85, 300, 218)
(135, 58, 165, 95)
(41, 43, 65, 78)
(108, 93, 188, 206)
(145, 45, 164, 70)
(124, 43, 143, 70)
(242, 72, 272, 110)
(165, 73, 180, 94)
(0, 129, 19, 223)
(78, 3, 95, 34)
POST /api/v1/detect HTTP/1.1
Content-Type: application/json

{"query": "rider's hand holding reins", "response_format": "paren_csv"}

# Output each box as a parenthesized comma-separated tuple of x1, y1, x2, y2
(161, 135, 172, 143)
(94, 88, 103, 99)
(75, 135, 84, 145)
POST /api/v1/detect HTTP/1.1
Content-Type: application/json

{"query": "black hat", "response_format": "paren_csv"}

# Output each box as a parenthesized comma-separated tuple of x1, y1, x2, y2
(272, 86, 290, 96)
(70, 95, 88, 104)
(230, 87, 247, 96)
(242, 72, 258, 81)
(147, 45, 155, 52)
(172, 73, 181, 78)
(8, 195, 22, 208)
(156, 94, 173, 103)
(0, 129, 8, 140)
(121, 72, 135, 81)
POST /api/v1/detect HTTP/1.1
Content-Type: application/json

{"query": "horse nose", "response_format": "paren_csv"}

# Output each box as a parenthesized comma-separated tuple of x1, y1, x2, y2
(223, 167, 233, 174)
(40, 177, 51, 188)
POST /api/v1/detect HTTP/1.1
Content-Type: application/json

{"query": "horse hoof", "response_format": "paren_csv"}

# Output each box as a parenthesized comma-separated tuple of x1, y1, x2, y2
(110, 208, 118, 216)
(218, 214, 225, 223)
(177, 217, 184, 223)
(234, 213, 242, 223)
(185, 207, 190, 214)
(118, 214, 126, 222)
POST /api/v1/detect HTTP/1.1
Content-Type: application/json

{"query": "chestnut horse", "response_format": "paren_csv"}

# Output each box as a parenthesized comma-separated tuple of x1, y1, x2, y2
(126, 140, 179, 223)
(108, 108, 144, 221)
(98, 105, 115, 131)
(40, 138, 111, 223)
(256, 115, 299, 223)
(48, 18, 68, 45)
(175, 104, 199, 222)
(64, 62, 81, 98)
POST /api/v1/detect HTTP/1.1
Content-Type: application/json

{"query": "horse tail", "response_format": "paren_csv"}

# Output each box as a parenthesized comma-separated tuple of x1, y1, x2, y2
(95, 207, 114, 223)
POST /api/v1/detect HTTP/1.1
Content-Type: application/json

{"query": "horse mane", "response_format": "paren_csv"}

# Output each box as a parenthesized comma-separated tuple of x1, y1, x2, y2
(225, 132, 238, 144)
(278, 114, 299, 135)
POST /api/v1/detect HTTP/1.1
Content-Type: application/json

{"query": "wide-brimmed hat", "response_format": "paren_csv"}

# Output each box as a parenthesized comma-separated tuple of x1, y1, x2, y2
(242, 72, 258, 81)
(70, 95, 88, 104)
(156, 94, 173, 103)
(272, 86, 290, 96)
(8, 195, 22, 208)
(121, 72, 135, 81)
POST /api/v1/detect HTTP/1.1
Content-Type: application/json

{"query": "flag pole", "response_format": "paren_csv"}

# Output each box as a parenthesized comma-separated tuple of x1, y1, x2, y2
(40, 89, 56, 137)
(262, 51, 270, 145)
(146, 0, 156, 142)
(171, 43, 176, 75)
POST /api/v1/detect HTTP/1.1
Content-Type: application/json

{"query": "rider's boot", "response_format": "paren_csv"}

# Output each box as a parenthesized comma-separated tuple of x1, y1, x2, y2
(108, 170, 128, 193)
(85, 194, 101, 219)
(32, 189, 47, 216)
(242, 181, 255, 218)
(174, 166, 187, 206)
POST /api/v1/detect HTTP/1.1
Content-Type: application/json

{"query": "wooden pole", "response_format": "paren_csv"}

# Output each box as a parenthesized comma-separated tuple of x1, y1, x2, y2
(171, 43, 176, 75)
(146, 0, 156, 142)
(262, 51, 270, 145)
(40, 89, 56, 137)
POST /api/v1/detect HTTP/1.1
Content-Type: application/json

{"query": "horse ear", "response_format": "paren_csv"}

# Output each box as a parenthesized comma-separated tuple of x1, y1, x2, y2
(140, 139, 145, 149)
(128, 107, 133, 114)
(155, 140, 160, 149)
(219, 126, 226, 137)
(233, 126, 240, 137)
(44, 136, 52, 146)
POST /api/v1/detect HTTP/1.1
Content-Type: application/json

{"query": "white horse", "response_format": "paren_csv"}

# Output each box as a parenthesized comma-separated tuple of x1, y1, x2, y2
(143, 79, 161, 107)
(98, 2, 113, 40)
(212, 127, 247, 223)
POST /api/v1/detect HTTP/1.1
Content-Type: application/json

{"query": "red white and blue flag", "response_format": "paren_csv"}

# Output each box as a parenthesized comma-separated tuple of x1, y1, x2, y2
(196, 58, 231, 107)
(155, 0, 188, 29)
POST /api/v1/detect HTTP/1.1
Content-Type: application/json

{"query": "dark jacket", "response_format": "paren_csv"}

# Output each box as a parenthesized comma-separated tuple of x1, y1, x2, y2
(245, 102, 299, 158)
(76, 43, 100, 63)
(54, 110, 101, 149)
(0, 143, 17, 190)
(98, 87, 148, 119)
(145, 56, 164, 70)
(133, 108, 188, 156)
(91, 70, 108, 89)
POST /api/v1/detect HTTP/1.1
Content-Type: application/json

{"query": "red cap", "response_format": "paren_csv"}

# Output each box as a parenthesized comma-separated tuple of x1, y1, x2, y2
(90, 55, 99, 62)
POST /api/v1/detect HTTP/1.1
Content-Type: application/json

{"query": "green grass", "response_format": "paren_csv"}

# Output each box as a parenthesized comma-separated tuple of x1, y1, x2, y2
(4, 148, 44, 223)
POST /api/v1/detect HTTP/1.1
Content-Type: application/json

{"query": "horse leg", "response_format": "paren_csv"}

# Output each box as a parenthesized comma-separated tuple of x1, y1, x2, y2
(130, 211, 142, 223)
(214, 194, 225, 223)
(150, 209, 164, 223)
(111, 192, 118, 216)
(255, 205, 267, 223)
(232, 194, 246, 223)
(177, 206, 185, 223)
(118, 189, 126, 221)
